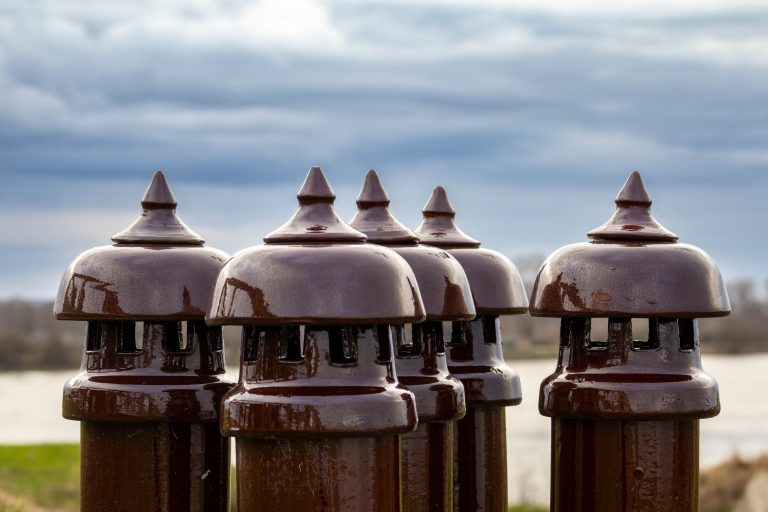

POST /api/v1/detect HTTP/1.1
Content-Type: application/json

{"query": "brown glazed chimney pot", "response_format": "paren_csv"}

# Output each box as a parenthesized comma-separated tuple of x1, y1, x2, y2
(54, 170, 234, 512)
(209, 167, 424, 512)
(531, 171, 731, 512)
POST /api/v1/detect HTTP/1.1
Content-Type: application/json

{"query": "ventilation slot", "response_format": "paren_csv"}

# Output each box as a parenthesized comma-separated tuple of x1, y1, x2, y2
(329, 326, 358, 364)
(162, 321, 192, 353)
(559, 319, 571, 348)
(242, 325, 260, 363)
(449, 321, 467, 345)
(394, 324, 414, 356)
(117, 321, 138, 353)
(585, 318, 609, 350)
(679, 318, 696, 351)
(435, 322, 446, 353)
(86, 322, 102, 352)
(632, 319, 660, 350)
(481, 316, 497, 345)
(376, 325, 392, 362)
(279, 326, 303, 362)
(208, 325, 223, 352)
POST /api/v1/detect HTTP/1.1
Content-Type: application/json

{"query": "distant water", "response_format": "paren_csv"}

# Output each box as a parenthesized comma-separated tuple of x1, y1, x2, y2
(1, 354, 767, 505)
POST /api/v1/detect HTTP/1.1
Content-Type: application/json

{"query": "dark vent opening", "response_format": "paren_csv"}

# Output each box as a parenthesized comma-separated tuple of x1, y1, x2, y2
(435, 322, 446, 353)
(679, 318, 696, 351)
(376, 325, 392, 362)
(481, 316, 497, 345)
(279, 326, 303, 362)
(86, 321, 102, 352)
(242, 325, 259, 363)
(449, 321, 467, 346)
(162, 321, 192, 353)
(559, 319, 571, 348)
(117, 321, 137, 353)
(329, 326, 358, 364)
(208, 325, 223, 352)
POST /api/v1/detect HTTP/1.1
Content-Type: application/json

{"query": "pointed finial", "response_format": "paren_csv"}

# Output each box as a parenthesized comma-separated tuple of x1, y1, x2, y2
(422, 186, 455, 216)
(616, 171, 651, 205)
(356, 170, 390, 206)
(297, 166, 336, 204)
(588, 171, 678, 242)
(265, 166, 366, 243)
(414, 186, 480, 248)
(112, 170, 204, 245)
(349, 170, 418, 243)
(141, 170, 177, 208)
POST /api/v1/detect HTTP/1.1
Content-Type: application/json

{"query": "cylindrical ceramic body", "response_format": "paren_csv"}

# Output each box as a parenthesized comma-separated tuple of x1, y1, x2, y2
(238, 436, 401, 512)
(551, 418, 698, 512)
(81, 421, 229, 512)
(452, 407, 508, 512)
(401, 422, 454, 512)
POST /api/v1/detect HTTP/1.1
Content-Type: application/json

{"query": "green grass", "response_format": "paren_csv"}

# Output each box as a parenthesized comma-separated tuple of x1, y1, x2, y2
(508, 505, 548, 512)
(0, 443, 545, 512)
(0, 444, 80, 510)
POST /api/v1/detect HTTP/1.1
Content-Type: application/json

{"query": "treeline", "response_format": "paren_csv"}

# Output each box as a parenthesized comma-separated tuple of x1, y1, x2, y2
(0, 258, 764, 370)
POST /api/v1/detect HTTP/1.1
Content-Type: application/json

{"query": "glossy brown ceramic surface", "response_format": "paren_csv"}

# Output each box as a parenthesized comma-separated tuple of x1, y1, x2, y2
(535, 172, 729, 512)
(529, 171, 730, 318)
(551, 419, 698, 512)
(54, 172, 229, 320)
(401, 422, 454, 512)
(221, 325, 416, 436)
(414, 186, 528, 315)
(237, 436, 401, 512)
(350, 171, 470, 511)
(452, 407, 508, 512)
(208, 167, 425, 326)
(448, 316, 521, 407)
(81, 421, 229, 512)
(56, 171, 234, 512)
(540, 317, 718, 419)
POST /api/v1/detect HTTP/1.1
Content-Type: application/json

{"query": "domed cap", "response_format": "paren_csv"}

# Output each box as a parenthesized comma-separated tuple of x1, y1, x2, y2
(415, 186, 528, 315)
(530, 171, 731, 318)
(349, 171, 475, 320)
(54, 171, 229, 320)
(348, 170, 419, 244)
(208, 167, 425, 325)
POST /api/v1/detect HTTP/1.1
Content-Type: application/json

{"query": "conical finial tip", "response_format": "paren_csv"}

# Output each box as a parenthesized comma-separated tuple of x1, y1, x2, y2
(141, 169, 177, 207)
(423, 185, 455, 214)
(298, 166, 336, 201)
(616, 170, 651, 205)
(357, 169, 390, 204)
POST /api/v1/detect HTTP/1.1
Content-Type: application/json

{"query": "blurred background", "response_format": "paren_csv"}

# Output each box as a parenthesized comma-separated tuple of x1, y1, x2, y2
(0, 1, 767, 510)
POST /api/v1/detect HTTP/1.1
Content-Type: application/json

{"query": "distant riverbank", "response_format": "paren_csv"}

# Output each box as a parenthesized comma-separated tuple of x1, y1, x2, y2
(1, 299, 766, 372)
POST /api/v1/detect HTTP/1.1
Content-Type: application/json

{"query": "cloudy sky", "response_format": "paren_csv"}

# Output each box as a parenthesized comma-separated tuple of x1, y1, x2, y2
(1, 0, 766, 299)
